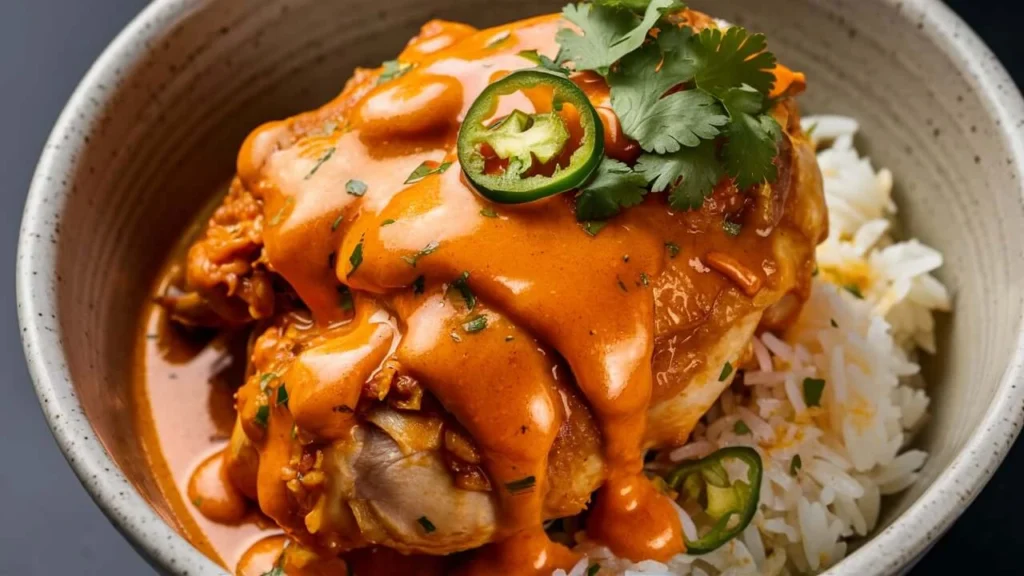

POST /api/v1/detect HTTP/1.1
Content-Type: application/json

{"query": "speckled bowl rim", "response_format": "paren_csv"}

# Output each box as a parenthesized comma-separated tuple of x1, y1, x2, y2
(16, 0, 1024, 574)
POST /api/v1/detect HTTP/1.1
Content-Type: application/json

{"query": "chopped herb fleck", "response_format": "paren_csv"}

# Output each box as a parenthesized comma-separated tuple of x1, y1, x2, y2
(790, 454, 803, 475)
(259, 373, 278, 392)
(338, 285, 354, 311)
(462, 315, 488, 333)
(417, 516, 437, 534)
(505, 475, 536, 493)
(734, 420, 751, 435)
(517, 49, 570, 75)
(844, 284, 864, 299)
(146, 333, 158, 340)
(623, 255, 630, 262)
(639, 272, 650, 286)
(402, 241, 440, 267)
(345, 179, 368, 196)
(348, 237, 364, 276)
(331, 214, 344, 232)
(405, 161, 452, 184)
(723, 220, 742, 236)
(665, 241, 681, 259)
(260, 562, 285, 576)
(802, 377, 826, 407)
(812, 264, 819, 277)
(805, 122, 819, 139)
(582, 220, 608, 236)
(485, 31, 511, 49)
(276, 384, 289, 408)
(305, 147, 336, 180)
(377, 59, 412, 85)
(254, 404, 270, 428)
(480, 207, 498, 218)
(452, 271, 476, 310)
(587, 565, 601, 576)
(450, 331, 463, 343)
(381, 218, 397, 226)
(719, 361, 734, 382)
(830, 318, 838, 328)
(192, 497, 203, 508)
(268, 197, 294, 226)
(617, 277, 628, 292)
(412, 275, 426, 294)
(328, 251, 337, 270)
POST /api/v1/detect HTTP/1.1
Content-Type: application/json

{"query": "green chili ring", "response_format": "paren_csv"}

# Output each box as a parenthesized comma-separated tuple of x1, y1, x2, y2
(457, 69, 604, 204)
(666, 446, 763, 554)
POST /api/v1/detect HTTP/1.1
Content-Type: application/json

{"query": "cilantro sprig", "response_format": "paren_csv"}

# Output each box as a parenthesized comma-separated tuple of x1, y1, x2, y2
(609, 41, 727, 154)
(553, 0, 784, 223)
(556, 0, 678, 75)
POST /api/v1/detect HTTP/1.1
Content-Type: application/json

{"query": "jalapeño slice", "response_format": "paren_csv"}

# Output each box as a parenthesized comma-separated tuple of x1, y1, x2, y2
(666, 446, 763, 554)
(457, 69, 604, 203)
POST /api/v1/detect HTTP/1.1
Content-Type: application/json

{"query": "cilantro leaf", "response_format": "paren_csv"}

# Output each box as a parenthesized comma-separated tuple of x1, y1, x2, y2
(556, 0, 674, 75)
(720, 87, 781, 188)
(693, 27, 777, 98)
(451, 271, 476, 311)
(417, 516, 437, 534)
(462, 315, 489, 333)
(405, 161, 452, 184)
(581, 220, 608, 236)
(608, 0, 675, 52)
(610, 44, 727, 154)
(348, 237, 364, 276)
(346, 179, 368, 196)
(575, 158, 649, 221)
(518, 50, 570, 75)
(721, 85, 765, 116)
(402, 241, 440, 267)
(260, 565, 284, 576)
(635, 140, 722, 210)
(652, 26, 706, 87)
(802, 377, 826, 407)
(378, 60, 412, 85)
(595, 0, 685, 10)
(305, 148, 335, 180)
(722, 219, 742, 236)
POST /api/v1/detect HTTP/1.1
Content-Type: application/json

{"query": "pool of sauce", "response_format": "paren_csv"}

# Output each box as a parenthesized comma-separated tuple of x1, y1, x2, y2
(133, 206, 280, 571)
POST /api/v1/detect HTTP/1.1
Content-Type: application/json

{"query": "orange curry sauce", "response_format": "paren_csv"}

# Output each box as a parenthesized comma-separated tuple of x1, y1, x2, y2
(133, 10, 822, 576)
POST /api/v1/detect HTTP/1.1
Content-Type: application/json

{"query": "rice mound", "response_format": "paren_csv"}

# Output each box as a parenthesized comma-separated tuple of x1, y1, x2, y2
(558, 116, 951, 576)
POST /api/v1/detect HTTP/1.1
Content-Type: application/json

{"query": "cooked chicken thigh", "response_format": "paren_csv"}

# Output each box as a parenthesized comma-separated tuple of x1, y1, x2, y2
(164, 9, 826, 572)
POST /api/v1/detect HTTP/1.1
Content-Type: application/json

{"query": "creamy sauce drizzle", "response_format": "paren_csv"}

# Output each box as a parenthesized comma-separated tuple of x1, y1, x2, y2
(134, 10, 825, 575)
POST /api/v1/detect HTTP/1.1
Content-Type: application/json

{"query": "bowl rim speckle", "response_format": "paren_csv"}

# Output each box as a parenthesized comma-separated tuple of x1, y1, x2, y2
(16, 0, 1024, 574)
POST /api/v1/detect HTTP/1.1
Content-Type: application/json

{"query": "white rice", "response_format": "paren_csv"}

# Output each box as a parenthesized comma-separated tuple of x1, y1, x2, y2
(556, 116, 951, 575)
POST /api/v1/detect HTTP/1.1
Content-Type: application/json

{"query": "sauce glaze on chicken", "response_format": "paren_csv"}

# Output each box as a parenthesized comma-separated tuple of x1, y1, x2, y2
(139, 8, 826, 575)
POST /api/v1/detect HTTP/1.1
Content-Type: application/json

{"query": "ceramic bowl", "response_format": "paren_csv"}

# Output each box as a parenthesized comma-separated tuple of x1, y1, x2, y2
(17, 0, 1024, 574)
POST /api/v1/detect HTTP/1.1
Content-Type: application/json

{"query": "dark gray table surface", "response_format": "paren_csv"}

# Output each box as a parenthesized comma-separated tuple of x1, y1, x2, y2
(0, 1, 1019, 574)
